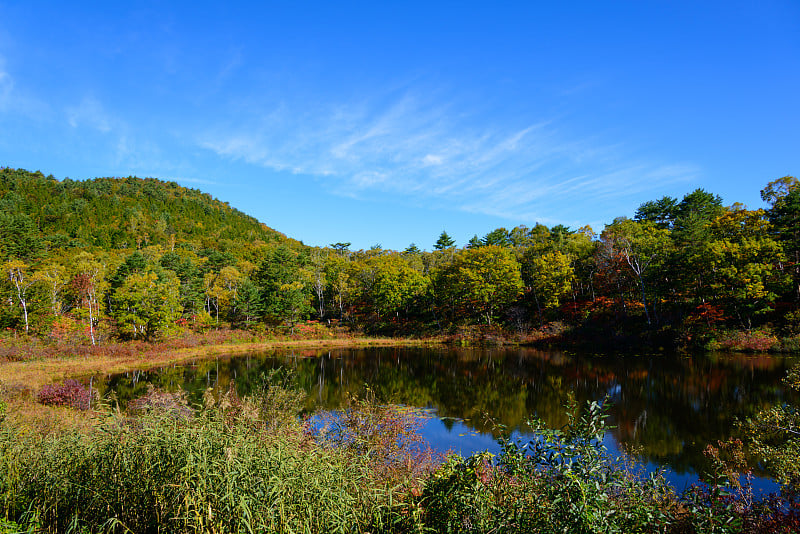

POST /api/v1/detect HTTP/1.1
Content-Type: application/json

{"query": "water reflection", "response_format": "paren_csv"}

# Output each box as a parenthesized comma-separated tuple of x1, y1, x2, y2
(96, 347, 798, 490)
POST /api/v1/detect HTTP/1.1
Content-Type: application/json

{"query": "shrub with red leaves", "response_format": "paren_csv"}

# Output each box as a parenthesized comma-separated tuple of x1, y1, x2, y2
(37, 379, 91, 410)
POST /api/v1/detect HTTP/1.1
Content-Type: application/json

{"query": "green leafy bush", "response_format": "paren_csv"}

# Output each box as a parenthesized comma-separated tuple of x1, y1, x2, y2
(418, 397, 675, 533)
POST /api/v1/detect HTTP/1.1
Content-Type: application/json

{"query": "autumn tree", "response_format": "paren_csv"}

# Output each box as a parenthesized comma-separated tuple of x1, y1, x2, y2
(599, 219, 670, 324)
(329, 242, 351, 256)
(706, 208, 786, 328)
(564, 226, 597, 302)
(435, 245, 523, 325)
(309, 248, 327, 319)
(111, 270, 181, 340)
(2, 259, 34, 333)
(33, 262, 68, 317)
(323, 253, 355, 320)
(521, 250, 574, 322)
(369, 254, 428, 319)
(72, 252, 106, 345)
(203, 266, 243, 323)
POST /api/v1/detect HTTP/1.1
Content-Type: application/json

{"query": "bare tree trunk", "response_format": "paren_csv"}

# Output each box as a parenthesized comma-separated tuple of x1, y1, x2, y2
(87, 296, 96, 345)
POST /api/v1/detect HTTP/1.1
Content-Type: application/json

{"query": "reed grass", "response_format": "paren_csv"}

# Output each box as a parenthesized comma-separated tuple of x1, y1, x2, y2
(0, 386, 405, 533)
(3, 381, 795, 533)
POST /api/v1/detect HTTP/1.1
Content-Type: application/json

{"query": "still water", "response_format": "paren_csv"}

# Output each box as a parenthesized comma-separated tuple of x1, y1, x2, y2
(96, 346, 798, 494)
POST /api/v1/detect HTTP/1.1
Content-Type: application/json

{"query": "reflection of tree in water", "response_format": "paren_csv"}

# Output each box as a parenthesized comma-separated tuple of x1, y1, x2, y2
(98, 347, 798, 478)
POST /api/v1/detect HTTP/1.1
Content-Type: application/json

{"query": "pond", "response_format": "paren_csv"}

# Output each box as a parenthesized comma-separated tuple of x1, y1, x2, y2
(95, 346, 799, 495)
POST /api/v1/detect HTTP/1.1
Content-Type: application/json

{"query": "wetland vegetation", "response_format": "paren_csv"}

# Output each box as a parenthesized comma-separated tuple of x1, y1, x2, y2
(2, 168, 800, 531)
(3, 359, 800, 533)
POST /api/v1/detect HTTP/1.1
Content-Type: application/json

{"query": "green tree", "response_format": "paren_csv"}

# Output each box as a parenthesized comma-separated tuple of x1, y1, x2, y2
(403, 243, 421, 256)
(635, 196, 678, 229)
(231, 277, 263, 325)
(111, 270, 182, 340)
(254, 245, 311, 327)
(33, 262, 68, 317)
(436, 245, 524, 325)
(745, 365, 800, 491)
(600, 219, 671, 324)
(481, 228, 510, 247)
(521, 250, 574, 322)
(278, 279, 311, 332)
(762, 177, 800, 302)
(108, 251, 148, 294)
(706, 208, 785, 328)
(548, 225, 571, 251)
(370, 254, 427, 319)
(160, 250, 204, 316)
(675, 188, 724, 227)
(433, 231, 456, 250)
(667, 190, 725, 308)
(760, 175, 799, 206)
(0, 212, 43, 262)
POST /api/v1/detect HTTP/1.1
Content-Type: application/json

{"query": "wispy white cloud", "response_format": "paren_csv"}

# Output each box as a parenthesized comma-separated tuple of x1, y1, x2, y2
(63, 96, 156, 172)
(198, 87, 698, 224)
(0, 54, 14, 112)
(0, 69, 11, 109)
(0, 56, 49, 117)
(66, 96, 113, 132)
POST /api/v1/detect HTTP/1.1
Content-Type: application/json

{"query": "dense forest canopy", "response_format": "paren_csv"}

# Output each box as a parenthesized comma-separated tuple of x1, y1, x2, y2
(0, 167, 286, 260)
(1, 167, 799, 350)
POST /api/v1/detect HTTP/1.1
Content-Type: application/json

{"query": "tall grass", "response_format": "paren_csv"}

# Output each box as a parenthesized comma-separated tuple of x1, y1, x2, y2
(3, 382, 799, 533)
(0, 384, 402, 533)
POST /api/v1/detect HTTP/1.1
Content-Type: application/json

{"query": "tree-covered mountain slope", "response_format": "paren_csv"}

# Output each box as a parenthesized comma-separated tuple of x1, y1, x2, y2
(0, 167, 288, 262)
(1, 166, 798, 351)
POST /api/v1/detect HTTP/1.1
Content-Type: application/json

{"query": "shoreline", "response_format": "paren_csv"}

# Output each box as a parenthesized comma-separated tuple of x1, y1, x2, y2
(0, 337, 443, 391)
(1, 331, 794, 392)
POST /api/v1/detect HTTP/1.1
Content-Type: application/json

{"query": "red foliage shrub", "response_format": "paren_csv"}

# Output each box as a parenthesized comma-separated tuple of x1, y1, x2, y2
(714, 329, 780, 352)
(37, 379, 92, 410)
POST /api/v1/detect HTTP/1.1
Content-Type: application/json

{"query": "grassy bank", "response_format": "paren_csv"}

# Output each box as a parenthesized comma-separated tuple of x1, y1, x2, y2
(0, 381, 423, 533)
(0, 330, 443, 391)
(1, 380, 798, 533)
(3, 320, 794, 397)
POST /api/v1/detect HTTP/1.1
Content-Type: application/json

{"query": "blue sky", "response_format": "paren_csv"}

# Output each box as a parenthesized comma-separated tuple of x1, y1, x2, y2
(1, 1, 798, 250)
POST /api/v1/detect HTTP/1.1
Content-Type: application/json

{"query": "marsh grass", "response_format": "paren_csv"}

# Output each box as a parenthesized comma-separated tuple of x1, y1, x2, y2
(2, 381, 798, 533)
(314, 387, 445, 492)
(0, 380, 405, 534)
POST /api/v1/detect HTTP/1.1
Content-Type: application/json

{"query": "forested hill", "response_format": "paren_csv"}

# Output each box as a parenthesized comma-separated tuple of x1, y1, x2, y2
(0, 167, 287, 261)
(1, 166, 798, 351)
